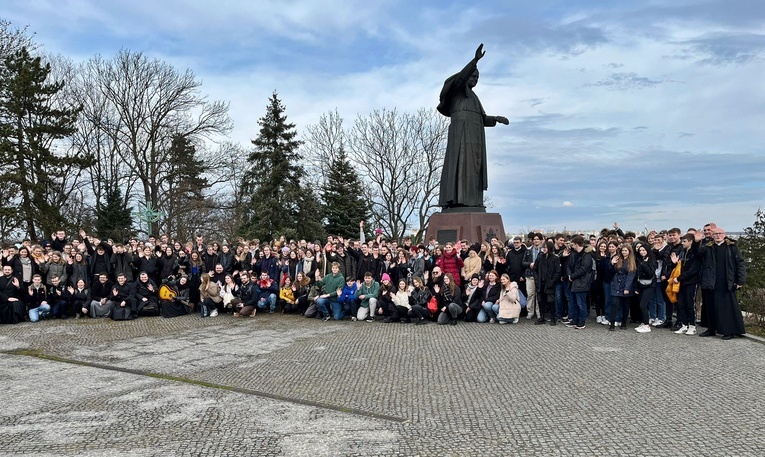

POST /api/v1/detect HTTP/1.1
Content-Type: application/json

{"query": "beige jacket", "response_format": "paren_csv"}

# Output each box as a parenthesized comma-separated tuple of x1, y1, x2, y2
(497, 282, 520, 320)
(201, 282, 222, 303)
(461, 254, 482, 280)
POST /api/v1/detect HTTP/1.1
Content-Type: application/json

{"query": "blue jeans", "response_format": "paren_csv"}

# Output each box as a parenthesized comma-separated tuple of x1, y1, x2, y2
(257, 294, 277, 311)
(602, 282, 614, 320)
(648, 283, 666, 321)
(330, 301, 350, 320)
(29, 304, 51, 322)
(316, 297, 334, 318)
(340, 298, 359, 319)
(477, 302, 499, 322)
(611, 296, 630, 326)
(555, 281, 572, 319)
(51, 299, 69, 318)
(571, 291, 588, 326)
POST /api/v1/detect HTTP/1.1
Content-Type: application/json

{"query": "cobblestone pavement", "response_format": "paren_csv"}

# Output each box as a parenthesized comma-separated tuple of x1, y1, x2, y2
(2, 314, 765, 456)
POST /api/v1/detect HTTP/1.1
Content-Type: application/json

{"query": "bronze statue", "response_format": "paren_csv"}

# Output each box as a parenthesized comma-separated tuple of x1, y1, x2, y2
(437, 44, 509, 211)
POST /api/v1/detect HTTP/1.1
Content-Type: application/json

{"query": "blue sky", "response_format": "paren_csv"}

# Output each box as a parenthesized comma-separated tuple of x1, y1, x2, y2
(5, 0, 765, 234)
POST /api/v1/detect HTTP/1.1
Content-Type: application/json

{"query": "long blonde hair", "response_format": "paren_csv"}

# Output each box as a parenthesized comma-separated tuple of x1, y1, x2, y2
(617, 244, 636, 272)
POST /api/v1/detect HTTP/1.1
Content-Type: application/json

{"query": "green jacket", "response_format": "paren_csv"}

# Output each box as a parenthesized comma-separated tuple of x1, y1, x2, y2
(322, 272, 345, 299)
(354, 280, 380, 308)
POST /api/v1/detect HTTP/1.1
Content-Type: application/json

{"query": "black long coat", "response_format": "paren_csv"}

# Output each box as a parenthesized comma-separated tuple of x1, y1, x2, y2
(534, 252, 560, 296)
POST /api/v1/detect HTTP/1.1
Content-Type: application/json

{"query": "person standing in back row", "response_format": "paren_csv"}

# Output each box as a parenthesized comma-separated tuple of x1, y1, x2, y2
(695, 228, 746, 340)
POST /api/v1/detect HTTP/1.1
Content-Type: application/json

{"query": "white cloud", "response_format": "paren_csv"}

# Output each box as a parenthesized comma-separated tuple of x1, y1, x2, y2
(4, 0, 764, 236)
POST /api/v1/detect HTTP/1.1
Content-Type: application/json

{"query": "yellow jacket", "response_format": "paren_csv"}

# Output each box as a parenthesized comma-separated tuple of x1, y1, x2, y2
(279, 286, 295, 304)
(665, 261, 681, 304)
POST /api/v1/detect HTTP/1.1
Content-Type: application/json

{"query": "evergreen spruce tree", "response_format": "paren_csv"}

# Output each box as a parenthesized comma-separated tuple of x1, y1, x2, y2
(294, 186, 327, 241)
(95, 186, 133, 242)
(322, 149, 369, 238)
(0, 47, 89, 240)
(739, 209, 765, 323)
(164, 134, 211, 238)
(239, 92, 325, 241)
(167, 134, 208, 200)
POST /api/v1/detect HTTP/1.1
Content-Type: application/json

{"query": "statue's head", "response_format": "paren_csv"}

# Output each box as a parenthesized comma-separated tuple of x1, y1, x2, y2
(468, 69, 479, 88)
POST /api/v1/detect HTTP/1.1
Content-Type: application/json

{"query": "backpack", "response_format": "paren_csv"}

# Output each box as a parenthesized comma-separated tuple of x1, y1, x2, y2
(110, 306, 133, 321)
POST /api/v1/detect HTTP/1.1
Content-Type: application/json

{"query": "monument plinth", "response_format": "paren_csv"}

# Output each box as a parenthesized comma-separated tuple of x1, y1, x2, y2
(426, 209, 505, 245)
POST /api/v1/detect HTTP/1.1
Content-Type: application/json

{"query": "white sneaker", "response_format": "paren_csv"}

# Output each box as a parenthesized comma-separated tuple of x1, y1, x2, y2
(600, 319, 610, 326)
(596, 316, 603, 324)
(635, 324, 651, 333)
(615, 321, 621, 327)
(653, 319, 665, 327)
(685, 325, 696, 335)
(649, 318, 655, 326)
(209, 309, 218, 317)
(674, 325, 688, 334)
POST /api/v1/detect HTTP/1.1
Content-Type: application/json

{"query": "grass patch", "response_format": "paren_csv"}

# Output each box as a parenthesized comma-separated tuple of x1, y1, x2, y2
(5, 348, 45, 357)
(745, 324, 765, 338)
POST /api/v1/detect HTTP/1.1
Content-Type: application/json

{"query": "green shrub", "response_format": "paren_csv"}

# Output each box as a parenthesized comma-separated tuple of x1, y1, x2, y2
(738, 209, 765, 327)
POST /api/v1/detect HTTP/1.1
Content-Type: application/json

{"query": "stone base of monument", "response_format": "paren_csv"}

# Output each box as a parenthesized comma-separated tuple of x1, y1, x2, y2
(425, 211, 506, 245)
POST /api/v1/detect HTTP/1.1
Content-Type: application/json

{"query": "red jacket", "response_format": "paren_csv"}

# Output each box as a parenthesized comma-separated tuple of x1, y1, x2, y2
(437, 249, 465, 287)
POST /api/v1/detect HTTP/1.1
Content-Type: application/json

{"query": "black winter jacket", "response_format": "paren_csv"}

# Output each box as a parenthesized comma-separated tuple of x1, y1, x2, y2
(534, 252, 560, 296)
(697, 240, 746, 291)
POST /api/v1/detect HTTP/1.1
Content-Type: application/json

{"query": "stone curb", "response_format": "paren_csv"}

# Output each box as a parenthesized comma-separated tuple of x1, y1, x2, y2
(742, 332, 765, 345)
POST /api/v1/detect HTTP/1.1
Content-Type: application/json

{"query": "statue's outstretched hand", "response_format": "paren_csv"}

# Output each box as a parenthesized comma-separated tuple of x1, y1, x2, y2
(475, 43, 485, 61)
(496, 116, 509, 125)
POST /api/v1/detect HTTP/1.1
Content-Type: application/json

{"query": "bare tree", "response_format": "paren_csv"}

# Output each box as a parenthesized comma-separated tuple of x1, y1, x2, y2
(74, 50, 233, 236)
(0, 19, 36, 61)
(345, 108, 448, 241)
(302, 108, 345, 184)
(209, 141, 250, 239)
(67, 54, 134, 215)
(44, 53, 106, 233)
(162, 140, 248, 242)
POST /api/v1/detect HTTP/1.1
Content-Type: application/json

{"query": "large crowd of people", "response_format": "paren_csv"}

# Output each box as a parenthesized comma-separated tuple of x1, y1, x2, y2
(0, 221, 747, 340)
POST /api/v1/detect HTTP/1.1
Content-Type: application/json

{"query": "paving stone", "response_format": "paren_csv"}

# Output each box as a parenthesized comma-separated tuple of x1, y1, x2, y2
(1, 314, 764, 456)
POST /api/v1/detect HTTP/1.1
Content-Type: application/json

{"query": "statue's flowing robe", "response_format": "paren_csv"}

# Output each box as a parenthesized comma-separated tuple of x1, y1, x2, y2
(437, 60, 496, 208)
